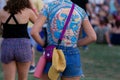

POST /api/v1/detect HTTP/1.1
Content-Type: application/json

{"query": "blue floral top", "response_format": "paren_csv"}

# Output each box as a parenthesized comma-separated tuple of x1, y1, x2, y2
(41, 0, 88, 47)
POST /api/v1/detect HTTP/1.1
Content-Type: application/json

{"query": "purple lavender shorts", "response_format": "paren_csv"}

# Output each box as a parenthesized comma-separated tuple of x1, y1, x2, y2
(1, 38, 32, 63)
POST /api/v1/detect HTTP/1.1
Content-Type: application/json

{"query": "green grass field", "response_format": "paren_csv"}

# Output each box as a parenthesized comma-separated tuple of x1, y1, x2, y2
(0, 43, 120, 80)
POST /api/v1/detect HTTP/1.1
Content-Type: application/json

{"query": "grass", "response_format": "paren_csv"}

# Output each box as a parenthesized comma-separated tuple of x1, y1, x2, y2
(80, 43, 120, 80)
(0, 43, 120, 80)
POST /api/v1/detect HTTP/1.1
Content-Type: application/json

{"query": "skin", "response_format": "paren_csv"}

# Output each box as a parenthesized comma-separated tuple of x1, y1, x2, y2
(31, 12, 96, 80)
(29, 0, 44, 17)
(0, 8, 37, 80)
(29, 0, 39, 16)
(29, 0, 44, 68)
(77, 20, 97, 46)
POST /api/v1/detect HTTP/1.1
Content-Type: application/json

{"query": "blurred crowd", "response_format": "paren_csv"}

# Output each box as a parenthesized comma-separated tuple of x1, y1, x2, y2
(0, 0, 119, 80)
(37, 0, 120, 47)
(27, 1, 120, 75)
(1, 0, 120, 47)
(88, 0, 120, 46)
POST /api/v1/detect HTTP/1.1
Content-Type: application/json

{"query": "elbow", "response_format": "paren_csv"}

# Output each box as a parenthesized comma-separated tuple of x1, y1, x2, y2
(30, 31, 34, 37)
(93, 36, 97, 42)
(88, 33, 97, 43)
(91, 34, 97, 42)
(30, 30, 36, 38)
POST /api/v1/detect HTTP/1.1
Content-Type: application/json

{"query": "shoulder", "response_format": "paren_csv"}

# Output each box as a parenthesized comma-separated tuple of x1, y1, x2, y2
(24, 8, 35, 15)
(0, 9, 5, 17)
(0, 10, 2, 15)
(24, 8, 33, 13)
(74, 4, 88, 18)
(0, 10, 1, 19)
(0, 9, 3, 14)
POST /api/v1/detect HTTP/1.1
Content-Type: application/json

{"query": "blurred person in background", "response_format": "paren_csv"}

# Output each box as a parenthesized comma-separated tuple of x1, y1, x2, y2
(28, 0, 44, 73)
(94, 17, 112, 47)
(31, 0, 96, 80)
(0, 0, 37, 80)
(35, 0, 56, 53)
(30, 0, 44, 16)
(109, 0, 117, 14)
(27, 27, 37, 73)
(113, 5, 120, 21)
(109, 20, 120, 45)
(89, 0, 105, 14)
(115, 0, 120, 8)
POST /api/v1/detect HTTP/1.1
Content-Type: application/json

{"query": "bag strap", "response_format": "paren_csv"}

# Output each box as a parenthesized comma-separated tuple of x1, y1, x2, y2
(57, 3, 75, 46)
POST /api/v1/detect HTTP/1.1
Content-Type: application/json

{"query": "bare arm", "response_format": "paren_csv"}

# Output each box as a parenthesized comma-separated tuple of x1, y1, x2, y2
(114, 0, 119, 8)
(31, 14, 47, 46)
(0, 17, 1, 28)
(0, 12, 2, 28)
(105, 31, 112, 46)
(29, 9, 38, 24)
(29, 0, 39, 16)
(78, 20, 97, 46)
(0, 12, 2, 35)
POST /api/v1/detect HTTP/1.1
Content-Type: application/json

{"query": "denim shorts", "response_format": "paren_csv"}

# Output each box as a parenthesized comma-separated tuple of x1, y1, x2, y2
(1, 38, 32, 63)
(43, 46, 83, 77)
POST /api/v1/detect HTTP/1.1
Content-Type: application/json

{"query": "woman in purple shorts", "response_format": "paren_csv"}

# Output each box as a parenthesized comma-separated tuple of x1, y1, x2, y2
(31, 0, 97, 80)
(0, 0, 37, 80)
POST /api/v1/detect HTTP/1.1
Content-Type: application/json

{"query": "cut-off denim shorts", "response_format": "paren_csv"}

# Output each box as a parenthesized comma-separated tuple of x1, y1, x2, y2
(1, 38, 32, 64)
(43, 45, 83, 77)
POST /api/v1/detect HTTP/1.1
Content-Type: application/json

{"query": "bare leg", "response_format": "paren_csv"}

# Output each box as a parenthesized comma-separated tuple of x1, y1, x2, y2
(16, 62, 31, 80)
(31, 47, 35, 66)
(29, 47, 36, 73)
(2, 61, 17, 80)
(61, 76, 80, 80)
(40, 74, 50, 80)
(105, 32, 112, 47)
